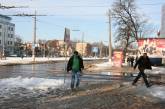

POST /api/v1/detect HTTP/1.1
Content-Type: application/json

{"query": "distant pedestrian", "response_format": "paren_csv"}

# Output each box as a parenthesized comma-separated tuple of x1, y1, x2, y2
(132, 53, 152, 88)
(21, 53, 24, 59)
(67, 51, 84, 90)
(130, 56, 134, 67)
(135, 56, 138, 63)
(127, 56, 131, 66)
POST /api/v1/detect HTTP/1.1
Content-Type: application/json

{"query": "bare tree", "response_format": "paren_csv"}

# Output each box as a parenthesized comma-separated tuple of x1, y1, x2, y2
(112, 0, 146, 56)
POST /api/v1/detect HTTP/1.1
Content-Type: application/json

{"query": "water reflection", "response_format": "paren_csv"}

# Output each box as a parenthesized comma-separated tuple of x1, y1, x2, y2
(0, 62, 65, 79)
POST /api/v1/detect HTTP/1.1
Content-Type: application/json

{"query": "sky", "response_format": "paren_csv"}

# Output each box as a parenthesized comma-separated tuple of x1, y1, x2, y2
(0, 0, 164, 45)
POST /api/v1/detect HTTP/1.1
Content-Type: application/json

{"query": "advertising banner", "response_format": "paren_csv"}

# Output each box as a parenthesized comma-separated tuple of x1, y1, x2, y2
(113, 51, 123, 67)
(138, 38, 165, 57)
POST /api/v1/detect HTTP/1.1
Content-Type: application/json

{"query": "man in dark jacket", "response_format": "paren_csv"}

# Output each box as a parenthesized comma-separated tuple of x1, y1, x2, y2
(67, 51, 84, 89)
(132, 53, 152, 88)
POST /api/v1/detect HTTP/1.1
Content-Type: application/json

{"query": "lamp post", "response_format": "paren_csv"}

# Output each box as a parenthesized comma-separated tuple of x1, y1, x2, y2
(81, 32, 84, 57)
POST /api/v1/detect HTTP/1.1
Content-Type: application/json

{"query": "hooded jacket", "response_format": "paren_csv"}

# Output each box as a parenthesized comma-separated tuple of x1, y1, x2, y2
(67, 55, 84, 72)
(134, 56, 152, 70)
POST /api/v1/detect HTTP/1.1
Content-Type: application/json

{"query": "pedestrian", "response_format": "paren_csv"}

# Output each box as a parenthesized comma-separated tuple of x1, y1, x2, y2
(67, 51, 84, 90)
(130, 56, 134, 67)
(127, 56, 130, 66)
(135, 55, 138, 63)
(132, 52, 152, 88)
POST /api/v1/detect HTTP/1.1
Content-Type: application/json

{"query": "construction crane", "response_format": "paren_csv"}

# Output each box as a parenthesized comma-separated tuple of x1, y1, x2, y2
(0, 3, 28, 9)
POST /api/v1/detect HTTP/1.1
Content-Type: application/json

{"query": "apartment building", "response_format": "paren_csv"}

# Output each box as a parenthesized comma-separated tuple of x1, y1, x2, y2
(76, 42, 92, 57)
(0, 14, 15, 56)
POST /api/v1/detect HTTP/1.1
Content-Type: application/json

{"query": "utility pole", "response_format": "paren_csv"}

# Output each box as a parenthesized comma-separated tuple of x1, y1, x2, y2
(2, 29, 5, 58)
(43, 40, 46, 57)
(108, 9, 112, 62)
(82, 32, 84, 57)
(32, 11, 37, 62)
(99, 41, 103, 58)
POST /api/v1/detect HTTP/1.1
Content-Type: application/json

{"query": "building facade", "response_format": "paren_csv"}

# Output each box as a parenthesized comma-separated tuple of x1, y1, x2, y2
(160, 4, 165, 38)
(0, 14, 15, 56)
(76, 42, 92, 57)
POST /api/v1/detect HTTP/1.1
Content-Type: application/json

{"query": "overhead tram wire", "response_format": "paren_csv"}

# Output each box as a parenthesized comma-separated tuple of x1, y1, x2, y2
(26, 2, 164, 9)
(36, 18, 65, 29)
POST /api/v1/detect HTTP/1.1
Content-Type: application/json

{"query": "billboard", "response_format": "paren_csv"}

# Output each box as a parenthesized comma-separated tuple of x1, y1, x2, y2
(92, 47, 99, 53)
(138, 38, 165, 57)
(113, 51, 123, 67)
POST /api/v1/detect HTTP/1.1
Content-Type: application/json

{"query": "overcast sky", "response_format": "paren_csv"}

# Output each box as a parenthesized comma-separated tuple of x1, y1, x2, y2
(0, 0, 164, 45)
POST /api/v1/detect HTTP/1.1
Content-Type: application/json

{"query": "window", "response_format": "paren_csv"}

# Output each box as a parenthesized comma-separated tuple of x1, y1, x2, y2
(0, 25, 2, 29)
(0, 40, 1, 44)
(8, 34, 10, 38)
(8, 41, 10, 45)
(11, 34, 13, 38)
(10, 41, 12, 45)
(0, 32, 1, 36)
(11, 27, 14, 31)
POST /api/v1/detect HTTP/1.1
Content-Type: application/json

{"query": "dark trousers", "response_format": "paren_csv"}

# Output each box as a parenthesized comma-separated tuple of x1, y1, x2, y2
(133, 69, 149, 87)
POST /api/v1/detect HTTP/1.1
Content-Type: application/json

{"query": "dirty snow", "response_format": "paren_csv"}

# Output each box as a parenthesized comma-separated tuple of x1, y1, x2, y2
(0, 76, 64, 94)
(145, 67, 165, 74)
(149, 86, 165, 99)
(0, 57, 103, 65)
(95, 62, 113, 67)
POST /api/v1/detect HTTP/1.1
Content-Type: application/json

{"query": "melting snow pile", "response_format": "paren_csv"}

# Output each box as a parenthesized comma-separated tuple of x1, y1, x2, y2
(0, 76, 64, 98)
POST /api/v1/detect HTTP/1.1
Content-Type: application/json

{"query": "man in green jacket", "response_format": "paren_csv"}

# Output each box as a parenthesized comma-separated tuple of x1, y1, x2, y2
(67, 51, 84, 89)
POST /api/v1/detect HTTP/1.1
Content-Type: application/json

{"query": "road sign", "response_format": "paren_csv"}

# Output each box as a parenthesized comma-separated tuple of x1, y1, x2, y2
(92, 47, 98, 53)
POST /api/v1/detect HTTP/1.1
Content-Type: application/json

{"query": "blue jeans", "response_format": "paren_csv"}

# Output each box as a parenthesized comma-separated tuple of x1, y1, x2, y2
(71, 70, 80, 89)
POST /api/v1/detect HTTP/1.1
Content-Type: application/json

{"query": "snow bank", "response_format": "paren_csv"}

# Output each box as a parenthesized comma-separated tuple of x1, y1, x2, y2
(136, 85, 165, 100)
(145, 67, 165, 74)
(0, 57, 103, 65)
(0, 76, 64, 91)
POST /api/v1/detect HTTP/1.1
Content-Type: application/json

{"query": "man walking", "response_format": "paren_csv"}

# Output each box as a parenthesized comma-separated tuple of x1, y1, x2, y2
(132, 53, 152, 88)
(67, 51, 84, 89)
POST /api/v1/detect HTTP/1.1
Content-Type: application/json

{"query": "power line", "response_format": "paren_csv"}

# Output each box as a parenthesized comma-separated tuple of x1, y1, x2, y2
(0, 3, 28, 9)
(36, 18, 65, 29)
